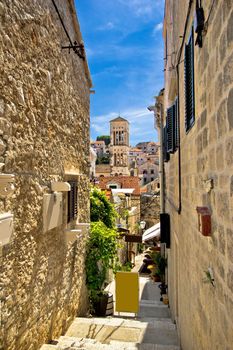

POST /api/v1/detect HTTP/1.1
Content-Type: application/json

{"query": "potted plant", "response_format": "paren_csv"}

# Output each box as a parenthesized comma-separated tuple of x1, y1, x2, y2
(147, 264, 160, 282)
(86, 221, 119, 316)
(150, 252, 167, 283)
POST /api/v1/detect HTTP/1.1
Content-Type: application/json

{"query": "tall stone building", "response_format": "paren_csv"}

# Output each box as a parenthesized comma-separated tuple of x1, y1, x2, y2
(0, 1, 91, 349)
(156, 1, 233, 349)
(109, 116, 130, 176)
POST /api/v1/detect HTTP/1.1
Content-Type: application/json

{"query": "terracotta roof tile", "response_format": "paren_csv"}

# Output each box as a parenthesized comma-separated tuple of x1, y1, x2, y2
(97, 176, 140, 195)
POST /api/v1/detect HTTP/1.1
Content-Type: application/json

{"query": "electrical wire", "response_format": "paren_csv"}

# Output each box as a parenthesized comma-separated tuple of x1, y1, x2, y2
(205, 0, 216, 28)
(51, 0, 73, 46)
(51, 0, 84, 59)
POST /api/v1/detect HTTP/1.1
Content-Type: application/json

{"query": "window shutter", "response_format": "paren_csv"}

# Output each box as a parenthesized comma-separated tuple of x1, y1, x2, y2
(163, 126, 170, 162)
(67, 181, 78, 223)
(174, 97, 179, 149)
(184, 28, 195, 132)
(166, 105, 175, 153)
(160, 213, 170, 248)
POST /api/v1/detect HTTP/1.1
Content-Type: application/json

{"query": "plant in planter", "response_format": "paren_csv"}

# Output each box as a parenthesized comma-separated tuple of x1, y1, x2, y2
(147, 264, 160, 282)
(150, 252, 167, 283)
(86, 221, 119, 315)
(86, 188, 119, 316)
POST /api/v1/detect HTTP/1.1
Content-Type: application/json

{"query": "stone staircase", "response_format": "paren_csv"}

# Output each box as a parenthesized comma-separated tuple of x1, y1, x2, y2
(40, 277, 180, 350)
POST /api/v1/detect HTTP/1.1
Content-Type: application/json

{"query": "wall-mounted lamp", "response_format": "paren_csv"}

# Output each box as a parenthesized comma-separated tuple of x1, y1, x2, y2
(139, 220, 146, 230)
(194, 0, 205, 47)
(147, 105, 155, 112)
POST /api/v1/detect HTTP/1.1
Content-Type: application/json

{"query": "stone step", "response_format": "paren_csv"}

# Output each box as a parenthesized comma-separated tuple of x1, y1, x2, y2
(110, 341, 180, 350)
(140, 299, 167, 307)
(68, 316, 175, 332)
(44, 336, 180, 350)
(64, 316, 179, 346)
(138, 304, 170, 319)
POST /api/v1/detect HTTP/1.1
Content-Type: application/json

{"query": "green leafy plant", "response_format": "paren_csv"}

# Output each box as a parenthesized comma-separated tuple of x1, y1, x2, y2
(114, 261, 132, 273)
(86, 222, 120, 315)
(90, 187, 117, 228)
(96, 135, 110, 146)
(150, 252, 167, 281)
(87, 187, 122, 314)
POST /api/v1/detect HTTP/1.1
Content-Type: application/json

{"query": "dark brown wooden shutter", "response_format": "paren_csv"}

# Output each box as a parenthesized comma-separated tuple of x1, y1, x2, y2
(184, 28, 195, 132)
(166, 105, 175, 153)
(160, 213, 170, 248)
(163, 126, 170, 162)
(174, 97, 179, 150)
(67, 181, 78, 223)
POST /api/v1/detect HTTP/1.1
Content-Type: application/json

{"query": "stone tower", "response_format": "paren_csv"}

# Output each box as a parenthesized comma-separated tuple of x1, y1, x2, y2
(110, 116, 130, 176)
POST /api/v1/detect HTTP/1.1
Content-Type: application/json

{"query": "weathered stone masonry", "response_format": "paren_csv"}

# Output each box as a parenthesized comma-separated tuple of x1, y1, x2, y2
(163, 1, 233, 349)
(0, 1, 91, 349)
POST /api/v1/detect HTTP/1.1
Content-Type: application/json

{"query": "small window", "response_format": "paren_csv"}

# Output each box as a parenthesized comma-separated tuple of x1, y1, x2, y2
(151, 169, 154, 174)
(184, 27, 195, 132)
(151, 177, 154, 182)
(109, 185, 117, 189)
(67, 181, 78, 223)
(143, 170, 147, 175)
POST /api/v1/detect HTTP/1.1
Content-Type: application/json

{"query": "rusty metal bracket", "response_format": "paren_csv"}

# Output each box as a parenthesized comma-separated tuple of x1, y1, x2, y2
(62, 41, 85, 60)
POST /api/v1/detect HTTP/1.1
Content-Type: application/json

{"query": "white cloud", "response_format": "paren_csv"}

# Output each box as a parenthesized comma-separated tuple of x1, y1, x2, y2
(116, 0, 163, 18)
(153, 22, 163, 35)
(97, 21, 115, 31)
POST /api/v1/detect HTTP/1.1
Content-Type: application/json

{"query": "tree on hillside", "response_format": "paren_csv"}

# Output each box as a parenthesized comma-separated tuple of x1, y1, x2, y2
(96, 135, 110, 146)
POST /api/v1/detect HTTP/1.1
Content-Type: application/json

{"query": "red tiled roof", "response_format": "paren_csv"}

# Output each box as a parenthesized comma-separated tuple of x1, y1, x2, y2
(91, 140, 105, 145)
(97, 176, 141, 195)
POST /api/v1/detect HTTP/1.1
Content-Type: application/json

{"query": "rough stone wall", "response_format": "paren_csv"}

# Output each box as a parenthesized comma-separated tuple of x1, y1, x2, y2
(0, 1, 91, 349)
(163, 1, 233, 349)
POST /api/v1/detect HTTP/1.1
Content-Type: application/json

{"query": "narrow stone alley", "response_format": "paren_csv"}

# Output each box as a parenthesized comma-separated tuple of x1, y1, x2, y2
(40, 256, 180, 350)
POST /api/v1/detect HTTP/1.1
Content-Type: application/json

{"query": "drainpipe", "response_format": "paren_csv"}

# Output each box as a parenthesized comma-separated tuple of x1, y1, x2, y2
(159, 104, 165, 214)
(148, 95, 165, 213)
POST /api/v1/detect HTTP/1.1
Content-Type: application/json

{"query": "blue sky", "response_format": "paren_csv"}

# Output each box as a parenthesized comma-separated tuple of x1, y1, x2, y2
(75, 0, 165, 146)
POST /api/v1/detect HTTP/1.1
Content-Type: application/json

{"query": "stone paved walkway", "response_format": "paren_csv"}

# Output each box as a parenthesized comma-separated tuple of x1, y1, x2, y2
(41, 255, 180, 350)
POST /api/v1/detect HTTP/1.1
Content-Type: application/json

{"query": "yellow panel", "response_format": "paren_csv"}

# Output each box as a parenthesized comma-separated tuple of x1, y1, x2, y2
(115, 272, 139, 313)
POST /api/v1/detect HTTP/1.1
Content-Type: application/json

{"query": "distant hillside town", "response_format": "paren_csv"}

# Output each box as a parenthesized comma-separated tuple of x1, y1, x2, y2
(90, 116, 159, 187)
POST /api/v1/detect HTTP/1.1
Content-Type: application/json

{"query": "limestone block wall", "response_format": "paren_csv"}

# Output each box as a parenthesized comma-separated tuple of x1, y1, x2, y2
(163, 1, 233, 349)
(0, 1, 91, 349)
